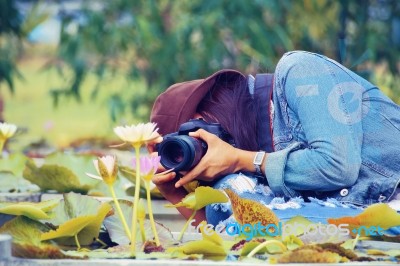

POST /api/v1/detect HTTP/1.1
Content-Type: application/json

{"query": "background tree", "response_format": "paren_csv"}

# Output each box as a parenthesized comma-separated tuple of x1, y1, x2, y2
(0, 0, 48, 122)
(4, 0, 400, 123)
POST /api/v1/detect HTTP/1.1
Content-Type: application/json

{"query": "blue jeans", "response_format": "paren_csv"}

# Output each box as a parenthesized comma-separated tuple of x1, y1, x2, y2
(206, 173, 364, 227)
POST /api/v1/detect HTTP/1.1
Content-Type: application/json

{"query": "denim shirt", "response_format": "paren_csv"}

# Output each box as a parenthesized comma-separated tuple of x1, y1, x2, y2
(263, 51, 400, 206)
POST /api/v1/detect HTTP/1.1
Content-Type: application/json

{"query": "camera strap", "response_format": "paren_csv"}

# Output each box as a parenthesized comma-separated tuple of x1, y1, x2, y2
(254, 73, 275, 152)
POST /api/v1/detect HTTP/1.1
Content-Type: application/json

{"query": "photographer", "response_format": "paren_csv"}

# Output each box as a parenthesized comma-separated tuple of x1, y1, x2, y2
(149, 51, 400, 226)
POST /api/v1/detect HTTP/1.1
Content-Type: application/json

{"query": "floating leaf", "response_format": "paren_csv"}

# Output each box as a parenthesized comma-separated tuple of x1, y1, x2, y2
(240, 240, 269, 256)
(283, 235, 304, 251)
(327, 203, 400, 236)
(88, 173, 132, 198)
(0, 153, 28, 176)
(41, 192, 111, 246)
(277, 245, 347, 263)
(283, 215, 314, 236)
(197, 221, 223, 246)
(0, 216, 83, 259)
(246, 239, 287, 258)
(225, 189, 279, 226)
(23, 153, 100, 194)
(171, 239, 226, 256)
(367, 249, 400, 258)
(103, 199, 174, 246)
(166, 186, 228, 210)
(0, 153, 39, 193)
(165, 187, 228, 242)
(284, 216, 350, 244)
(317, 243, 359, 261)
(119, 165, 164, 199)
(64, 248, 172, 259)
(167, 220, 227, 258)
(0, 199, 59, 220)
(168, 237, 226, 258)
(0, 171, 39, 193)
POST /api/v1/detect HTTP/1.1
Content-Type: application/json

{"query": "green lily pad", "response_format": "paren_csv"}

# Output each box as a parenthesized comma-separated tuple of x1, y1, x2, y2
(64, 248, 172, 259)
(119, 165, 164, 198)
(22, 152, 102, 193)
(103, 199, 174, 246)
(167, 219, 227, 259)
(41, 192, 112, 246)
(0, 216, 83, 259)
(0, 199, 59, 220)
(0, 153, 39, 193)
(87, 174, 132, 198)
(166, 186, 228, 210)
(0, 171, 39, 193)
(0, 153, 28, 177)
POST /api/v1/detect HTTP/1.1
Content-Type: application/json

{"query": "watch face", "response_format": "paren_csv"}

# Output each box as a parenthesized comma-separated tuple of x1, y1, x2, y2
(254, 152, 265, 164)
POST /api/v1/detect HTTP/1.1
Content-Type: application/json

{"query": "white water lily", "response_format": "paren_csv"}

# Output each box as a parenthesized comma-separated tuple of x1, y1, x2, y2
(86, 155, 118, 185)
(113, 122, 159, 146)
(86, 155, 132, 241)
(0, 122, 17, 139)
(0, 122, 18, 155)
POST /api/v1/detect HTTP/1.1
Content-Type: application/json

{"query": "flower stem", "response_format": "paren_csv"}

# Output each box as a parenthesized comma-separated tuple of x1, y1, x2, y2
(139, 219, 146, 242)
(246, 240, 287, 258)
(0, 139, 5, 156)
(74, 234, 81, 250)
(178, 210, 197, 242)
(130, 144, 142, 256)
(145, 181, 160, 246)
(108, 184, 131, 240)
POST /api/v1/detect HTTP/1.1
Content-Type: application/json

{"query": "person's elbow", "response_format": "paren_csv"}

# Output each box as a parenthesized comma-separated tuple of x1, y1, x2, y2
(320, 154, 361, 188)
(338, 161, 360, 187)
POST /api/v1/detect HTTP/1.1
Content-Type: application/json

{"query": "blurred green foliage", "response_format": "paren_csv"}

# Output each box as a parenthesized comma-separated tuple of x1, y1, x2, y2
(1, 0, 400, 122)
(0, 0, 49, 121)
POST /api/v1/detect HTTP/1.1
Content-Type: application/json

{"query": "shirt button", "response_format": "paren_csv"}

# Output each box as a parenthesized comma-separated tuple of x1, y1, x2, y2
(378, 195, 386, 202)
(340, 189, 349, 197)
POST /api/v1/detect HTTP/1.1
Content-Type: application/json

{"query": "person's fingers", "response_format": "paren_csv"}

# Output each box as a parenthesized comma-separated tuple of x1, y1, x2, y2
(188, 129, 215, 142)
(146, 136, 163, 153)
(156, 163, 167, 173)
(175, 164, 204, 188)
(152, 171, 176, 185)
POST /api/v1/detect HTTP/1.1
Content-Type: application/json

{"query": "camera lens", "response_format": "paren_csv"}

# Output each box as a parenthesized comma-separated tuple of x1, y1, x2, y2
(158, 135, 207, 171)
(170, 146, 184, 164)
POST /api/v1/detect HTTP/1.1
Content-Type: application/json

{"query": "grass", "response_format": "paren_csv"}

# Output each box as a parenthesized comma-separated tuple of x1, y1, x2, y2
(1, 54, 145, 152)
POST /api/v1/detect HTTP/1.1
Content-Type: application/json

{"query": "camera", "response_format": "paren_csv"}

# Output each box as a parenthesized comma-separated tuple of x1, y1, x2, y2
(156, 118, 234, 172)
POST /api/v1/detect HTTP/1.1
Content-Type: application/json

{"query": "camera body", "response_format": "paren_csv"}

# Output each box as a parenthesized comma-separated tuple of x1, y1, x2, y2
(157, 118, 233, 172)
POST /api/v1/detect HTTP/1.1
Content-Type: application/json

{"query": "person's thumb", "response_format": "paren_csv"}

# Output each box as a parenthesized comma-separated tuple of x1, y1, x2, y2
(189, 129, 214, 142)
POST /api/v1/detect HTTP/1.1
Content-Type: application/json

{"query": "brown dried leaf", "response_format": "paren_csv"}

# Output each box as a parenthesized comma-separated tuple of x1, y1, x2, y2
(224, 189, 279, 226)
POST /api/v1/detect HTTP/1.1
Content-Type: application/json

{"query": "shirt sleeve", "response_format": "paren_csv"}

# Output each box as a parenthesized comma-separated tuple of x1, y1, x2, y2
(264, 51, 364, 197)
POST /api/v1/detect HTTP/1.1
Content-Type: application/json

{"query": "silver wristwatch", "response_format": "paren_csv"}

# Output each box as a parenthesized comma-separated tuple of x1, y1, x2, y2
(253, 151, 266, 175)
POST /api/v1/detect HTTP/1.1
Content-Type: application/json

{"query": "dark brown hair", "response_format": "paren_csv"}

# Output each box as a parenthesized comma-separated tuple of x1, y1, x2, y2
(196, 77, 259, 151)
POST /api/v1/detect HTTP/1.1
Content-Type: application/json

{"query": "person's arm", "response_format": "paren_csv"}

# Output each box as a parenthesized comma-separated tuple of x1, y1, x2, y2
(264, 51, 363, 197)
(175, 129, 267, 187)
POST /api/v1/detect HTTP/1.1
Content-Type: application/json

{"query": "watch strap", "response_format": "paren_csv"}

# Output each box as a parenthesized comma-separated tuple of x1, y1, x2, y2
(253, 151, 266, 175)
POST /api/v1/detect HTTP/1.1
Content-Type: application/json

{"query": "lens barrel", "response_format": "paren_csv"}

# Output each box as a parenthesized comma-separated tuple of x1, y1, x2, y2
(157, 135, 206, 171)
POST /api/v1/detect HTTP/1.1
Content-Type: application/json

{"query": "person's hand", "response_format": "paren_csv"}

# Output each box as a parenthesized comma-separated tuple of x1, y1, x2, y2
(175, 129, 240, 188)
(146, 135, 163, 154)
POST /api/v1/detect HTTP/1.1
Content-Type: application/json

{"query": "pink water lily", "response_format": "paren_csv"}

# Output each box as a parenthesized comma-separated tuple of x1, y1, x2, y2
(132, 154, 161, 246)
(132, 155, 161, 181)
